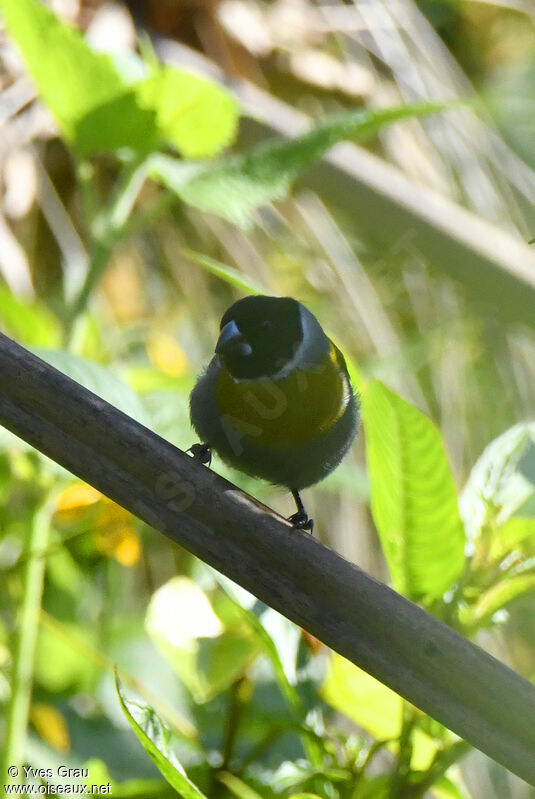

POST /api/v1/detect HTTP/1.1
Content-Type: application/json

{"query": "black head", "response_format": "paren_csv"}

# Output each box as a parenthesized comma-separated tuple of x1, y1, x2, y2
(215, 296, 304, 379)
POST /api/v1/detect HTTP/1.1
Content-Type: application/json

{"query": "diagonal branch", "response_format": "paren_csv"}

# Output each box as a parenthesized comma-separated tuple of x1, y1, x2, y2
(1, 330, 535, 785)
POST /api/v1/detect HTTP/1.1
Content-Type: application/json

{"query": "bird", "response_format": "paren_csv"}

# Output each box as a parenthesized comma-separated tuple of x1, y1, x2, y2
(189, 295, 360, 531)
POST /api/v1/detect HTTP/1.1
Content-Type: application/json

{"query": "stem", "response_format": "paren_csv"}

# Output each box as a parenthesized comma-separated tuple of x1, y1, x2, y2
(66, 157, 149, 334)
(65, 239, 111, 335)
(221, 676, 249, 771)
(389, 704, 415, 799)
(1, 497, 54, 786)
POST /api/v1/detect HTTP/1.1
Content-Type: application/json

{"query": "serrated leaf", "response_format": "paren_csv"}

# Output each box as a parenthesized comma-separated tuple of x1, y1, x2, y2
(115, 672, 207, 799)
(155, 102, 447, 228)
(363, 379, 465, 600)
(460, 423, 535, 541)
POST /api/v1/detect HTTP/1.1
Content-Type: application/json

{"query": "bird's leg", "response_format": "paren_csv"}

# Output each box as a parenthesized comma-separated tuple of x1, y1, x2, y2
(187, 442, 212, 467)
(288, 490, 314, 533)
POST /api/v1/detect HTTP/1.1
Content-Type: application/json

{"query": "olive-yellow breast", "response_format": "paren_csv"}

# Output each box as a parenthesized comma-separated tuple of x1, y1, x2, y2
(189, 295, 360, 529)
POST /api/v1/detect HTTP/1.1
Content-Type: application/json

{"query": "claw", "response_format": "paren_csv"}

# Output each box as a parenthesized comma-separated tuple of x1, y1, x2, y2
(289, 490, 314, 533)
(288, 510, 314, 533)
(188, 442, 212, 466)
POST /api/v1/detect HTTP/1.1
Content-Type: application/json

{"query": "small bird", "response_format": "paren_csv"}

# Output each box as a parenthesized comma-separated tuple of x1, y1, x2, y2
(189, 295, 360, 530)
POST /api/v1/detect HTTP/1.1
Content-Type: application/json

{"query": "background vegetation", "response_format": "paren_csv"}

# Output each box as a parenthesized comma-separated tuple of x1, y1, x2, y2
(0, 0, 535, 797)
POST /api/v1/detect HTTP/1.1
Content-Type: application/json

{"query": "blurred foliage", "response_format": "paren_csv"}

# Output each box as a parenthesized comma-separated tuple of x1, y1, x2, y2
(0, 0, 535, 798)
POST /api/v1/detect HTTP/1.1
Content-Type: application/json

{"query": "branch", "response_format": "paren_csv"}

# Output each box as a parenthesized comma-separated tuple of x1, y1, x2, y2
(1, 331, 535, 785)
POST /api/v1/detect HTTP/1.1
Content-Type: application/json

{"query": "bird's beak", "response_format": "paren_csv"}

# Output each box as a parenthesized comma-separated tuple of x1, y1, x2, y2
(216, 320, 253, 357)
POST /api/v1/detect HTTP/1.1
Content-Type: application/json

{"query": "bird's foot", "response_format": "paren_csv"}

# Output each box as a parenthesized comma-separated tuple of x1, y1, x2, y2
(290, 490, 314, 532)
(187, 442, 212, 466)
(288, 510, 314, 533)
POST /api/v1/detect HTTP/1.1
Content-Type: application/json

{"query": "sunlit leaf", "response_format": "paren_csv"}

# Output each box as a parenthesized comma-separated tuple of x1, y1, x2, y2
(145, 577, 258, 703)
(0, 286, 61, 347)
(363, 379, 465, 600)
(212, 573, 301, 711)
(182, 249, 267, 294)
(289, 794, 324, 799)
(0, 0, 238, 158)
(115, 672, 208, 798)
(155, 103, 448, 228)
(0, 0, 156, 155)
(138, 66, 239, 159)
(322, 653, 402, 740)
(34, 349, 148, 424)
(146, 577, 223, 648)
(322, 654, 437, 770)
(217, 772, 265, 799)
(460, 423, 535, 541)
(489, 517, 535, 561)
(460, 574, 535, 631)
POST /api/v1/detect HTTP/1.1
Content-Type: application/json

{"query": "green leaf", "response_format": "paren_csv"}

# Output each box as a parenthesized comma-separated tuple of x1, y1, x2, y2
(34, 349, 148, 424)
(211, 573, 302, 713)
(181, 249, 267, 294)
(34, 622, 95, 693)
(489, 517, 535, 561)
(362, 379, 465, 600)
(460, 423, 535, 540)
(355, 775, 390, 799)
(0, 0, 154, 155)
(145, 577, 259, 703)
(156, 102, 447, 228)
(322, 653, 402, 740)
(73, 91, 158, 158)
(289, 795, 324, 799)
(83, 758, 170, 799)
(0, 286, 61, 347)
(322, 655, 438, 771)
(431, 776, 471, 799)
(115, 672, 208, 799)
(217, 772, 265, 799)
(0, 349, 147, 470)
(137, 66, 239, 159)
(0, 0, 238, 158)
(460, 574, 535, 630)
